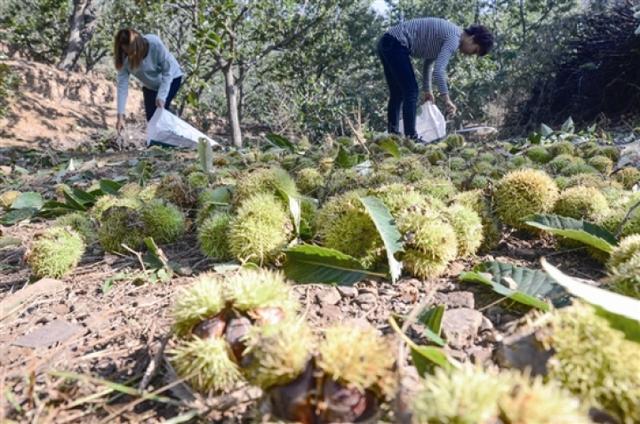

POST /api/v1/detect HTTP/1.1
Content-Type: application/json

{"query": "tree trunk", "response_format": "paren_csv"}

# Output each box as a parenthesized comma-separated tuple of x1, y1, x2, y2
(58, 0, 93, 71)
(223, 63, 243, 148)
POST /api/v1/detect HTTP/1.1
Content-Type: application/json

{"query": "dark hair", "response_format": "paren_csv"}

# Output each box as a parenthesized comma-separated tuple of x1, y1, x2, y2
(464, 24, 494, 56)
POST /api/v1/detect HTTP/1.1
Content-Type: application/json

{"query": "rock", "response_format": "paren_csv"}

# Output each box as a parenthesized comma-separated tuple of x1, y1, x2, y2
(448, 261, 467, 276)
(398, 284, 419, 303)
(358, 286, 378, 296)
(494, 330, 553, 376)
(318, 304, 342, 321)
(433, 291, 475, 309)
(355, 293, 377, 305)
(469, 345, 494, 365)
(316, 288, 341, 306)
(480, 316, 494, 332)
(337, 286, 357, 298)
(441, 308, 483, 349)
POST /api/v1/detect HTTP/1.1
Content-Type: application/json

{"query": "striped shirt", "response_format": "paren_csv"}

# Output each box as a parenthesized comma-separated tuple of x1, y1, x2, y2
(387, 18, 462, 95)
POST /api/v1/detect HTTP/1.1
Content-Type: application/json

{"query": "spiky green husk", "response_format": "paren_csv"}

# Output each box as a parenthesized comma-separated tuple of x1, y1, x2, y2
(426, 147, 446, 165)
(498, 374, 590, 424)
(614, 167, 640, 190)
(397, 210, 458, 278)
(547, 303, 640, 423)
(508, 155, 532, 169)
(444, 134, 465, 150)
(473, 161, 494, 176)
(170, 337, 242, 393)
(588, 155, 613, 174)
(455, 189, 501, 251)
(553, 186, 610, 223)
(598, 145, 620, 161)
(317, 324, 396, 398)
(608, 235, 640, 270)
(0, 190, 20, 209)
(228, 193, 293, 264)
(234, 167, 297, 205)
(368, 183, 427, 216)
(90, 195, 141, 220)
(317, 191, 382, 268)
(242, 318, 314, 389)
(156, 173, 195, 208)
(548, 141, 576, 157)
(54, 212, 95, 243)
(412, 366, 589, 424)
(478, 152, 497, 164)
(527, 146, 553, 164)
(377, 155, 430, 183)
(469, 175, 491, 190)
(444, 203, 484, 257)
(449, 156, 466, 171)
(296, 168, 324, 195)
(187, 171, 209, 190)
(561, 162, 599, 177)
(547, 154, 578, 174)
(172, 273, 226, 338)
(198, 213, 232, 260)
(300, 197, 317, 240)
(414, 177, 458, 201)
(494, 169, 558, 229)
(97, 205, 145, 253)
(28, 227, 85, 279)
(605, 235, 640, 299)
(140, 199, 185, 244)
(224, 269, 298, 315)
(138, 183, 159, 202)
(411, 366, 510, 424)
(564, 173, 621, 191)
(323, 168, 369, 198)
(119, 182, 142, 199)
(460, 148, 477, 160)
(580, 141, 600, 158)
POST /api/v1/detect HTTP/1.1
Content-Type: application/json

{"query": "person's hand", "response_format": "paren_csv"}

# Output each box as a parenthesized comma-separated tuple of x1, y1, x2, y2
(423, 91, 434, 103)
(445, 99, 457, 116)
(116, 114, 125, 134)
(156, 98, 165, 109)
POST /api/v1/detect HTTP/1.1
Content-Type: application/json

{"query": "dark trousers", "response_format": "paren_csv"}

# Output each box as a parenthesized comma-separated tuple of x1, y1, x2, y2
(142, 76, 182, 121)
(377, 33, 419, 138)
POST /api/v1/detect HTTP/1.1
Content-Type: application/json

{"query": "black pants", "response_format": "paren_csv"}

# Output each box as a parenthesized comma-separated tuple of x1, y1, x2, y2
(142, 76, 182, 121)
(377, 33, 419, 138)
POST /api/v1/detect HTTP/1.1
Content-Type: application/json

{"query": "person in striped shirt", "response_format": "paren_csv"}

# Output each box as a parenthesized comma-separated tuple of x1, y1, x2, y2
(378, 18, 494, 142)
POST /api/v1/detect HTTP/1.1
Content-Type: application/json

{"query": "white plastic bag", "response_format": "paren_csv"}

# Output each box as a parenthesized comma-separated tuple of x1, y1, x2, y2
(147, 108, 219, 149)
(399, 102, 446, 143)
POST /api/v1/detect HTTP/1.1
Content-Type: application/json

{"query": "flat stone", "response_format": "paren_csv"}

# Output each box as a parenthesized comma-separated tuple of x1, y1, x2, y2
(494, 330, 553, 376)
(316, 288, 341, 306)
(433, 291, 475, 309)
(355, 293, 377, 305)
(319, 304, 342, 321)
(469, 345, 494, 365)
(337, 286, 357, 298)
(441, 308, 484, 349)
(358, 287, 378, 296)
(480, 316, 494, 332)
(13, 320, 83, 348)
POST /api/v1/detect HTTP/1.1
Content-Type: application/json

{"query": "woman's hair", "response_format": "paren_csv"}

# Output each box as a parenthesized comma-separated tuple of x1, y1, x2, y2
(464, 24, 494, 56)
(114, 29, 147, 70)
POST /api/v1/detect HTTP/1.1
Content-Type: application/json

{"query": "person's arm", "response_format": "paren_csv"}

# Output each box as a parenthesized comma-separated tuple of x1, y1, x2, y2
(116, 67, 129, 133)
(433, 36, 459, 114)
(153, 36, 174, 108)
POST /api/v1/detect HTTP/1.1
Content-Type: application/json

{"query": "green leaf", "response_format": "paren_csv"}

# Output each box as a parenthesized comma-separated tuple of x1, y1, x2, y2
(378, 138, 401, 158)
(99, 179, 123, 195)
(411, 346, 452, 376)
(1, 208, 38, 225)
(283, 244, 385, 285)
(540, 123, 554, 137)
(541, 258, 640, 343)
(143, 237, 172, 276)
(265, 133, 295, 153)
(358, 196, 403, 283)
(528, 132, 543, 145)
(525, 214, 617, 253)
(335, 145, 361, 169)
(11, 192, 44, 210)
(274, 183, 301, 237)
(62, 190, 88, 211)
(460, 261, 569, 311)
(388, 315, 452, 375)
(197, 138, 214, 173)
(418, 305, 446, 346)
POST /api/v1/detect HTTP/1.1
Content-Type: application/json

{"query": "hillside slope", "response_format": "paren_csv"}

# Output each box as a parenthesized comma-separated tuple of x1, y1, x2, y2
(0, 59, 144, 150)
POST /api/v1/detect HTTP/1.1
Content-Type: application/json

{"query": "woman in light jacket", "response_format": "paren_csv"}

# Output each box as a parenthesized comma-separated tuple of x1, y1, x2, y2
(114, 28, 183, 134)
